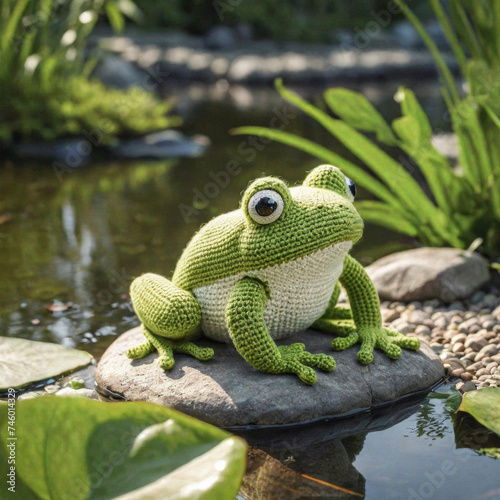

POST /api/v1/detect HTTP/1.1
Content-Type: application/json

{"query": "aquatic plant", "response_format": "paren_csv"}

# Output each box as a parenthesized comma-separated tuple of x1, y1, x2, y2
(0, 396, 246, 498)
(233, 0, 500, 257)
(0, 0, 179, 144)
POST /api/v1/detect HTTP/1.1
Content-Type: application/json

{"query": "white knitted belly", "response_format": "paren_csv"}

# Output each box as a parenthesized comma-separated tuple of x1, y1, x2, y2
(192, 241, 351, 343)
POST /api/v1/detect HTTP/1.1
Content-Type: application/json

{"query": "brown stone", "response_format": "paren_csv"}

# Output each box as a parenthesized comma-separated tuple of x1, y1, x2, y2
(365, 248, 490, 303)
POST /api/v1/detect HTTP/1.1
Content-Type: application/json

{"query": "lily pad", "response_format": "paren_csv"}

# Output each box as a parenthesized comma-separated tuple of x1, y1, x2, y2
(0, 397, 247, 499)
(458, 387, 500, 438)
(0, 337, 93, 390)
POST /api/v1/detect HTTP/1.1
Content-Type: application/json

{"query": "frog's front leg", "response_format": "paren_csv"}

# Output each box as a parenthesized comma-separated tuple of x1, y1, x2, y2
(313, 255, 419, 364)
(126, 273, 214, 369)
(226, 277, 335, 385)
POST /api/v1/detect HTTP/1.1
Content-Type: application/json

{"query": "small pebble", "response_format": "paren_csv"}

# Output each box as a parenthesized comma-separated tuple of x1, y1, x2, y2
(485, 361, 498, 374)
(382, 309, 400, 323)
(373, 286, 499, 388)
(451, 333, 467, 344)
(415, 325, 431, 336)
(434, 316, 449, 328)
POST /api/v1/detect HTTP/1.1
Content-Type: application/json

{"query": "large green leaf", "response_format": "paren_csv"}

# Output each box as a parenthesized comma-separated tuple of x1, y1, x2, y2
(0, 337, 93, 391)
(392, 87, 467, 221)
(355, 201, 418, 237)
(452, 96, 493, 187)
(324, 88, 397, 145)
(458, 387, 500, 438)
(0, 397, 247, 500)
(394, 87, 432, 141)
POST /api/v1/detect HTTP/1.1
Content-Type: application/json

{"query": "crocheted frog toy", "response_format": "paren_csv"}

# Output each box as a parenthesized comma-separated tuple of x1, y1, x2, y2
(127, 164, 420, 385)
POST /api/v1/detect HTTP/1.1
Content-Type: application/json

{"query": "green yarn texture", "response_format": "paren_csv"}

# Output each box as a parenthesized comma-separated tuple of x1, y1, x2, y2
(312, 255, 420, 364)
(226, 277, 335, 385)
(126, 164, 420, 383)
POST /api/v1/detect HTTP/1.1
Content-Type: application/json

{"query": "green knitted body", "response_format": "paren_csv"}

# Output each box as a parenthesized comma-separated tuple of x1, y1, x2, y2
(126, 164, 420, 384)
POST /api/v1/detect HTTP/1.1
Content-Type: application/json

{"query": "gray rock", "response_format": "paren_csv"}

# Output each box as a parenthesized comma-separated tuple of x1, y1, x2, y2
(204, 26, 238, 50)
(96, 327, 444, 427)
(392, 21, 422, 49)
(108, 130, 210, 159)
(55, 387, 97, 399)
(365, 248, 490, 303)
(9, 138, 94, 165)
(94, 55, 149, 89)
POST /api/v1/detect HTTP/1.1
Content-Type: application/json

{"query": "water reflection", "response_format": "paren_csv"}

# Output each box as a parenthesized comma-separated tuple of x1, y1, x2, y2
(237, 386, 500, 500)
(237, 395, 423, 499)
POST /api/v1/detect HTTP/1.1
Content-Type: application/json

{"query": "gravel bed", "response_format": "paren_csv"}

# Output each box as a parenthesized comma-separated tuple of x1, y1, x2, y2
(381, 287, 500, 388)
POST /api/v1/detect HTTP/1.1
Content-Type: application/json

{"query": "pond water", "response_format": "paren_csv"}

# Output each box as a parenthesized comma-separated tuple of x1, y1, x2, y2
(1, 79, 499, 499)
(237, 382, 500, 500)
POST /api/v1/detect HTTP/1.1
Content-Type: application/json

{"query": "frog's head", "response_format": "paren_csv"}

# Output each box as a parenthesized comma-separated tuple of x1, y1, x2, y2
(240, 164, 363, 267)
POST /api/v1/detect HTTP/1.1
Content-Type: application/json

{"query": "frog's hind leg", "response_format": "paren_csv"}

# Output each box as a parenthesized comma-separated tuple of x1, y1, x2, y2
(312, 318, 360, 350)
(127, 325, 214, 370)
(127, 338, 155, 360)
(125, 273, 214, 369)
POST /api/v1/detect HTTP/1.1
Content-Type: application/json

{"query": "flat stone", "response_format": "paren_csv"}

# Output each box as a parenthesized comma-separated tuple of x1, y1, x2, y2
(108, 130, 210, 159)
(96, 327, 444, 427)
(365, 248, 490, 303)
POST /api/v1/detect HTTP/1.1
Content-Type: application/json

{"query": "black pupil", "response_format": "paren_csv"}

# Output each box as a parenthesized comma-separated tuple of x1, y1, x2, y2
(255, 196, 277, 216)
(347, 179, 356, 197)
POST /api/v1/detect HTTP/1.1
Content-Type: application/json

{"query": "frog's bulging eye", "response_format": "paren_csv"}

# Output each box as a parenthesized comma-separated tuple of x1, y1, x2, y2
(248, 189, 284, 224)
(345, 176, 356, 201)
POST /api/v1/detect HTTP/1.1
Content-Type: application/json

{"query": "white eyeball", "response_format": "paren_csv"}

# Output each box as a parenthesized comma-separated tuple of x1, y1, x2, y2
(344, 175, 356, 201)
(247, 189, 284, 224)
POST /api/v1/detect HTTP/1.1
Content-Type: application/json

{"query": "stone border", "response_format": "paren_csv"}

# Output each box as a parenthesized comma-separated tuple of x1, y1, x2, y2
(94, 29, 458, 85)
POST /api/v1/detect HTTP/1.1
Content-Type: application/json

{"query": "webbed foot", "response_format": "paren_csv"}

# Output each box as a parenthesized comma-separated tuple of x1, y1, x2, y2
(275, 343, 336, 385)
(314, 319, 420, 364)
(127, 325, 214, 370)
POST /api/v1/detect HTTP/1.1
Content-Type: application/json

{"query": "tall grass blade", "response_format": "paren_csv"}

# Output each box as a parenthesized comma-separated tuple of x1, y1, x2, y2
(393, 0, 460, 103)
(354, 201, 418, 237)
(429, 0, 467, 75)
(231, 126, 398, 207)
(273, 79, 462, 245)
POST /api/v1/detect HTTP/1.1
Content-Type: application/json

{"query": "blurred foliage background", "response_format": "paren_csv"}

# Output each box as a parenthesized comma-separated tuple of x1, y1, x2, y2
(134, 0, 430, 43)
(0, 0, 179, 144)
